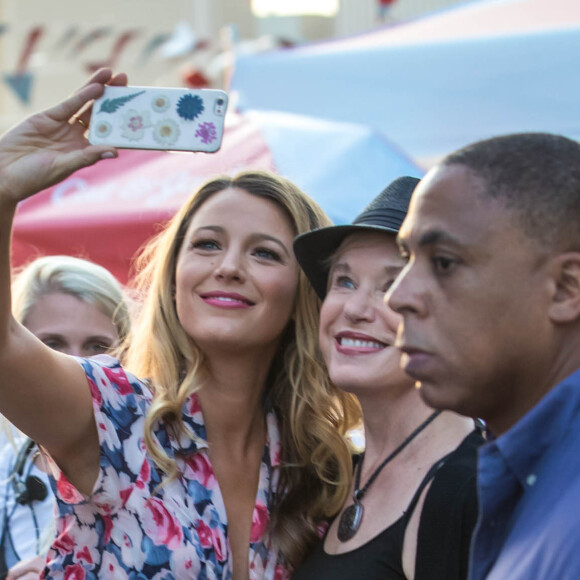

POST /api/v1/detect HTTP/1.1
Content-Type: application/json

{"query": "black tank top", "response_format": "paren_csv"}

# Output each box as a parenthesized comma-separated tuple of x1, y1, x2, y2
(292, 430, 483, 580)
(292, 458, 443, 580)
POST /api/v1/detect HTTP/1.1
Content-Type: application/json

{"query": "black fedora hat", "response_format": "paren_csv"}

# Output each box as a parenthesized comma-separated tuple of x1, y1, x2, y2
(294, 176, 420, 300)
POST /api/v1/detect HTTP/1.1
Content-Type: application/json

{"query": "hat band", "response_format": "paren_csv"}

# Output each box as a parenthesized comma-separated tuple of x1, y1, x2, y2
(353, 207, 407, 229)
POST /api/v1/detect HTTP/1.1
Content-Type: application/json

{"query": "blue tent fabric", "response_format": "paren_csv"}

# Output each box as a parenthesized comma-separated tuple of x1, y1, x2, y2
(248, 110, 422, 223)
(232, 0, 580, 165)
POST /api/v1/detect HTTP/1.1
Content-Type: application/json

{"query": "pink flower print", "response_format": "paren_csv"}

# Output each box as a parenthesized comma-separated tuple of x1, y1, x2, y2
(187, 393, 202, 415)
(114, 373, 134, 396)
(136, 458, 151, 489)
(89, 378, 103, 406)
(76, 545, 93, 564)
(184, 452, 216, 487)
(143, 497, 183, 550)
(102, 513, 114, 543)
(57, 473, 84, 504)
(121, 109, 151, 141)
(211, 526, 228, 562)
(128, 116, 143, 131)
(196, 520, 213, 548)
(195, 122, 217, 144)
(119, 486, 133, 507)
(250, 502, 269, 542)
(169, 544, 202, 578)
(63, 563, 86, 580)
(53, 531, 75, 556)
(274, 564, 289, 580)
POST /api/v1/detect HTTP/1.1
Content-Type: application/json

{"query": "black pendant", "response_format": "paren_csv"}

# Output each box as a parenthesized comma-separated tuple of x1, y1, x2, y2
(337, 501, 364, 542)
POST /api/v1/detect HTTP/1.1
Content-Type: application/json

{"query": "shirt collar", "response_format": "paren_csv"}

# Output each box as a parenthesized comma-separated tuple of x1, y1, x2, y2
(488, 367, 580, 487)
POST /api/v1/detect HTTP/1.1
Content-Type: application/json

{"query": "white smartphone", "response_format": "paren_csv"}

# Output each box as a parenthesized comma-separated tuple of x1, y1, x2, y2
(88, 85, 228, 153)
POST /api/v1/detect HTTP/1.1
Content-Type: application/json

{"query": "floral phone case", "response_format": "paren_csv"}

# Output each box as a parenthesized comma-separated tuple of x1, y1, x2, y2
(88, 86, 228, 152)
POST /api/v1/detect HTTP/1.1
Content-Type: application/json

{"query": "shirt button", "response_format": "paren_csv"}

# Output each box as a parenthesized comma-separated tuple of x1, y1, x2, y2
(526, 474, 537, 486)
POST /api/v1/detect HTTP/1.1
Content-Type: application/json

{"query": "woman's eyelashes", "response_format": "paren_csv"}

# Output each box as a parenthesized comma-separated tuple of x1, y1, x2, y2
(191, 238, 283, 263)
(330, 272, 398, 294)
(252, 247, 283, 262)
(191, 238, 220, 251)
(41, 338, 113, 355)
(42, 338, 65, 351)
(86, 341, 114, 355)
(330, 274, 356, 290)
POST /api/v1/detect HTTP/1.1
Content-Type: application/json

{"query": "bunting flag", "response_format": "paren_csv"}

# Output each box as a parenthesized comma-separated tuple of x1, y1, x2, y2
(182, 68, 210, 88)
(3, 26, 44, 104)
(0, 24, 220, 106)
(69, 27, 112, 57)
(84, 29, 140, 73)
(159, 21, 196, 59)
(51, 26, 78, 54)
(378, 0, 397, 20)
(136, 32, 171, 65)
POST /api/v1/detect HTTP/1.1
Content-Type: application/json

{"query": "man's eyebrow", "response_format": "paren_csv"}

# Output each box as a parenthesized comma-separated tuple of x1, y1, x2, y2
(417, 230, 461, 247)
(396, 229, 461, 251)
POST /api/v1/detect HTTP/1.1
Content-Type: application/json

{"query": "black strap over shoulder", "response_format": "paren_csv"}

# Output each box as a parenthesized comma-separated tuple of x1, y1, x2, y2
(13, 438, 34, 480)
(402, 456, 447, 526)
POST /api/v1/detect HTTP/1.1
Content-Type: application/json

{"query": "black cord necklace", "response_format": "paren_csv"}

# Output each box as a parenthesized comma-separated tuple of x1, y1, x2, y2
(337, 410, 442, 542)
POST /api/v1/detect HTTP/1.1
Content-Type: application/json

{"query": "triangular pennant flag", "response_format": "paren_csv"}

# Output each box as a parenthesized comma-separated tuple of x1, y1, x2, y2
(52, 26, 78, 54)
(3, 26, 43, 105)
(3, 73, 34, 104)
(70, 27, 111, 57)
(136, 32, 171, 66)
(84, 29, 140, 73)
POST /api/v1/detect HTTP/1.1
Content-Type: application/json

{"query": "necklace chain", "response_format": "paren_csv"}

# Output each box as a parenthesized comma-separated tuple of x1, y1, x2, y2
(337, 410, 442, 543)
(354, 410, 442, 502)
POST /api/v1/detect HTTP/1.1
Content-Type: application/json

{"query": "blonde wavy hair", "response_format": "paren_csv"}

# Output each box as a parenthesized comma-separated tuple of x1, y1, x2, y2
(123, 171, 361, 567)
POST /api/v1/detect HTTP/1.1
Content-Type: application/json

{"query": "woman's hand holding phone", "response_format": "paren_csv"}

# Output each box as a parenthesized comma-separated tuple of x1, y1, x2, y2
(0, 68, 125, 206)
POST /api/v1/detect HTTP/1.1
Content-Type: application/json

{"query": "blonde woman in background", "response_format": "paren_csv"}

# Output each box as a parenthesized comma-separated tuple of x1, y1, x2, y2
(0, 255, 131, 580)
(0, 68, 359, 579)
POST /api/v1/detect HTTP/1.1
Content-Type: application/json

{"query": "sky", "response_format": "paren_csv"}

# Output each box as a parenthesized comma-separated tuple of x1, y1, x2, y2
(252, 0, 339, 17)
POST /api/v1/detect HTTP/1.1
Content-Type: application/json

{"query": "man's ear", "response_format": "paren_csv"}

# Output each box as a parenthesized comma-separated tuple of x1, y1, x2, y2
(548, 253, 580, 323)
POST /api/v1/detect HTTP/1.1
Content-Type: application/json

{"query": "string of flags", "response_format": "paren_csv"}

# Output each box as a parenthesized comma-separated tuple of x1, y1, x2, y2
(0, 22, 209, 105)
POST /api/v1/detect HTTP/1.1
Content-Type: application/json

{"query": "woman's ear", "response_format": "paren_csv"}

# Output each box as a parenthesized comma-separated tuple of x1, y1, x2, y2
(548, 253, 580, 323)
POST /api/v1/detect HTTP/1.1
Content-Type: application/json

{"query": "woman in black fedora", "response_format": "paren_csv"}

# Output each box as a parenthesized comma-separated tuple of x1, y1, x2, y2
(291, 177, 484, 580)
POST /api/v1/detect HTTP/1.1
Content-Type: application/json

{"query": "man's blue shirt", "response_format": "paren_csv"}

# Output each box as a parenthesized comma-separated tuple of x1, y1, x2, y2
(469, 367, 580, 579)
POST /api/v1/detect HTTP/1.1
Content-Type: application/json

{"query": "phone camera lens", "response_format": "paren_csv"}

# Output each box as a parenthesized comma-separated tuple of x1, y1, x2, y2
(217, 98, 224, 106)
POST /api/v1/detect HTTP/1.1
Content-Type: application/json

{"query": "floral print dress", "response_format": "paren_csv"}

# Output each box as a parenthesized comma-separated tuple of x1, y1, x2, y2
(41, 355, 289, 580)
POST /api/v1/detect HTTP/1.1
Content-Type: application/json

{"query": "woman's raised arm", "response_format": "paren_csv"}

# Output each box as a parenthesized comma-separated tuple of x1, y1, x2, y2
(0, 69, 126, 493)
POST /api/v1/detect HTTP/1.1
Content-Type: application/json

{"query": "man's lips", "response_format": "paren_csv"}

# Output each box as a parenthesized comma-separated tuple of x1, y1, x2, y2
(200, 291, 255, 308)
(334, 331, 389, 354)
(397, 344, 434, 376)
